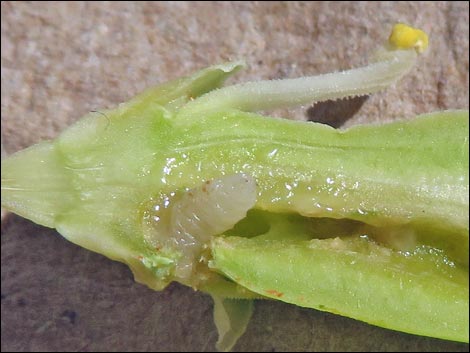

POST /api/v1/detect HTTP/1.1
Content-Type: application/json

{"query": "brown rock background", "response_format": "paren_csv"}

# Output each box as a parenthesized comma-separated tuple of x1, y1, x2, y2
(1, 2, 468, 351)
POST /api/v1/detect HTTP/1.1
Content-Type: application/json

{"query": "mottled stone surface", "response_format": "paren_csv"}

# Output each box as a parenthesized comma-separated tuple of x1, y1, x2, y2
(1, 2, 468, 352)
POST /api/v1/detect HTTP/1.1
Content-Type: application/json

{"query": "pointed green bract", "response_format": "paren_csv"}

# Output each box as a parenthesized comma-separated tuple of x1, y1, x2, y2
(1, 141, 74, 228)
(212, 296, 254, 352)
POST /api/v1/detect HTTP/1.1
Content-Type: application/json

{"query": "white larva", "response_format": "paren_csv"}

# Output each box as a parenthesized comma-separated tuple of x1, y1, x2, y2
(143, 173, 257, 285)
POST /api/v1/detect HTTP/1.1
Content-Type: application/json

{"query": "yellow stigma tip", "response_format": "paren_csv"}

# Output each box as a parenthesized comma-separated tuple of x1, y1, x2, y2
(389, 23, 429, 53)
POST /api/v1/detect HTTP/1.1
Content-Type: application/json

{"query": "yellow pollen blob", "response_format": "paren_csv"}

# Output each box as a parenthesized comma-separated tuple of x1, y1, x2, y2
(389, 23, 429, 53)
